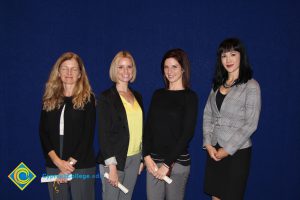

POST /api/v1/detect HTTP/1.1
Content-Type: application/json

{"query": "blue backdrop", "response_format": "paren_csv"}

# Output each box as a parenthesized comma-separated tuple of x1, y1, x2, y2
(1, 0, 299, 199)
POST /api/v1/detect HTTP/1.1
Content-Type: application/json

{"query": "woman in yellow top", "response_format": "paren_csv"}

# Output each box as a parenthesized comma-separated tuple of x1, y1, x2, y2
(97, 51, 143, 200)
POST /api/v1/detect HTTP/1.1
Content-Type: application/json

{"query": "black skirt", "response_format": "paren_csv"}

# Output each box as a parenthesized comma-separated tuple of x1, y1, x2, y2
(204, 144, 251, 200)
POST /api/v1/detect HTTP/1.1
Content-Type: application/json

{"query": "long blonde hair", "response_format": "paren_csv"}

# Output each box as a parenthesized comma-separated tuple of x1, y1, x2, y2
(42, 52, 93, 111)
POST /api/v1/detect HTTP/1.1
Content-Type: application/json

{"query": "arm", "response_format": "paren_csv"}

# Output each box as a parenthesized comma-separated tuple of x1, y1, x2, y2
(39, 109, 54, 157)
(202, 90, 220, 161)
(142, 91, 156, 158)
(98, 93, 118, 165)
(98, 93, 120, 187)
(203, 89, 214, 148)
(223, 81, 261, 155)
(143, 91, 158, 175)
(133, 91, 145, 175)
(71, 95, 96, 163)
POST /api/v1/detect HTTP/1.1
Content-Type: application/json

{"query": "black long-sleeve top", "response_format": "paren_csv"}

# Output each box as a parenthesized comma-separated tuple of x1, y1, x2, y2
(143, 89, 198, 167)
(39, 95, 96, 169)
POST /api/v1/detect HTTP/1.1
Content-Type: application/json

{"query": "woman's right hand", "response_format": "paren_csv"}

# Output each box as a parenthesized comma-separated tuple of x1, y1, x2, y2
(205, 145, 220, 161)
(48, 151, 75, 174)
(54, 159, 75, 174)
(108, 165, 119, 187)
(144, 155, 158, 176)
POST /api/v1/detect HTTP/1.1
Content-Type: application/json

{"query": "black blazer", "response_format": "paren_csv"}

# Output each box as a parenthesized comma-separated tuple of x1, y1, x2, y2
(96, 85, 143, 171)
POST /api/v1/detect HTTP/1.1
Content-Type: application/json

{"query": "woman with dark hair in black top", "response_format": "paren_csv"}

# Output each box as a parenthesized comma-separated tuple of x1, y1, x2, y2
(143, 49, 198, 200)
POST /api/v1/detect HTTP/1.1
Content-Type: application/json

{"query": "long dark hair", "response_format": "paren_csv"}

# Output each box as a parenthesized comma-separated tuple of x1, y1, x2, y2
(161, 48, 191, 89)
(212, 38, 253, 91)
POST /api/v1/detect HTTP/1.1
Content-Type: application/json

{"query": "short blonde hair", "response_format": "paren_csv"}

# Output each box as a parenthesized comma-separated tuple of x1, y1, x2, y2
(109, 51, 137, 83)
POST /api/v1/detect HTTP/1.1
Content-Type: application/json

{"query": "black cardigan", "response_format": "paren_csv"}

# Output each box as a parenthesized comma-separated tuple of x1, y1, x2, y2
(39, 95, 96, 169)
(96, 86, 143, 171)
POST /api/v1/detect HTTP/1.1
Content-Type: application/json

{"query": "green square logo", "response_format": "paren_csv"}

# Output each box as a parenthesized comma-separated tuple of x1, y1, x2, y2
(8, 162, 36, 190)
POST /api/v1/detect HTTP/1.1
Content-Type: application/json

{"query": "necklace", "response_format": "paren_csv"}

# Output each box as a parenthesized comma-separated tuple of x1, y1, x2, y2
(223, 79, 237, 88)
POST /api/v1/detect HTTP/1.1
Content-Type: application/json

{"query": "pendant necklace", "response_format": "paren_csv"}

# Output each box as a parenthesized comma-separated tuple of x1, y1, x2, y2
(223, 79, 237, 88)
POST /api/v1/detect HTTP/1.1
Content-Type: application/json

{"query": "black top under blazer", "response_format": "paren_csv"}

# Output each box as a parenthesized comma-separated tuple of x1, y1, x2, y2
(96, 86, 143, 171)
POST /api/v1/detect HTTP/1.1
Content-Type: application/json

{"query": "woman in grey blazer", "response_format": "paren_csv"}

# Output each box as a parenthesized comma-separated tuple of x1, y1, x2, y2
(203, 38, 261, 200)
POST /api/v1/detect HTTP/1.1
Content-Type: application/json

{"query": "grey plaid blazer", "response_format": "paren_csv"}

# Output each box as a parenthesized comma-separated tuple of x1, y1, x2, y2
(203, 79, 261, 155)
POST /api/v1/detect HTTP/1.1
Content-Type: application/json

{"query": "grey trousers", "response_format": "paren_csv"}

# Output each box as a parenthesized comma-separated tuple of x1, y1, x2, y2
(99, 153, 141, 200)
(46, 167, 96, 200)
(146, 163, 190, 200)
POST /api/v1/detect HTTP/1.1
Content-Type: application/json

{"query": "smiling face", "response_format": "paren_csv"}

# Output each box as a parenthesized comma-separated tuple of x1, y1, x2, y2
(221, 50, 241, 76)
(116, 57, 134, 84)
(164, 57, 184, 87)
(59, 58, 81, 86)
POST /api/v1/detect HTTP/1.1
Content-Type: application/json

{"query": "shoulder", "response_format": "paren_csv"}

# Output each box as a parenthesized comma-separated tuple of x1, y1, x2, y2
(185, 89, 198, 97)
(243, 79, 261, 96)
(185, 89, 198, 101)
(154, 88, 165, 94)
(246, 79, 260, 90)
(101, 87, 115, 96)
(97, 87, 117, 100)
(83, 94, 96, 109)
(89, 93, 96, 102)
(151, 88, 165, 97)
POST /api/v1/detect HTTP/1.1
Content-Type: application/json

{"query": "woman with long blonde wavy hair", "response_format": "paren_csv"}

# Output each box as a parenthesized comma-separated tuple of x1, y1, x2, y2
(42, 52, 92, 111)
(40, 52, 96, 200)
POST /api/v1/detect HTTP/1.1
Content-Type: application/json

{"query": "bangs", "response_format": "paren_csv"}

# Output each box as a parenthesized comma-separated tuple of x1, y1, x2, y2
(218, 38, 242, 55)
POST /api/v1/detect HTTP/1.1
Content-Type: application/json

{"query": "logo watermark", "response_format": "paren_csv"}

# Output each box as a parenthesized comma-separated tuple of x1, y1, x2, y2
(8, 162, 36, 190)
(41, 173, 101, 181)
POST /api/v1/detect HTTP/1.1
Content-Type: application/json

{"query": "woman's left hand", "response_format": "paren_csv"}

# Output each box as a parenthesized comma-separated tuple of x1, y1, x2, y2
(56, 171, 69, 184)
(216, 148, 229, 160)
(155, 165, 169, 180)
